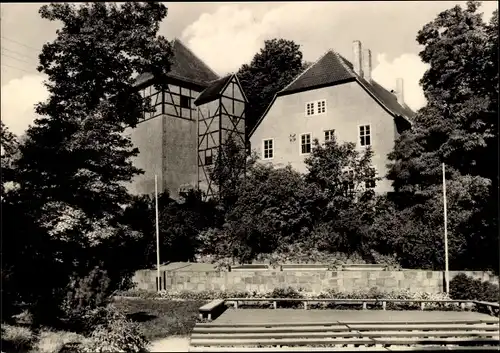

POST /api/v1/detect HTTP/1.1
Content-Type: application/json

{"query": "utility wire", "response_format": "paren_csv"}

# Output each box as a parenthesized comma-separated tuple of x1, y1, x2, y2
(1, 46, 38, 61)
(1, 36, 41, 52)
(1, 63, 38, 74)
(1, 52, 36, 66)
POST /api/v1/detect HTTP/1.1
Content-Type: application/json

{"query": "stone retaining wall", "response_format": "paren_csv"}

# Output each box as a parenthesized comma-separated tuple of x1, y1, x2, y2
(132, 269, 498, 294)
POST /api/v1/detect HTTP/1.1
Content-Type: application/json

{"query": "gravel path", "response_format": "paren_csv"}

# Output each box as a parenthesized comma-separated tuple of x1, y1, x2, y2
(149, 336, 190, 352)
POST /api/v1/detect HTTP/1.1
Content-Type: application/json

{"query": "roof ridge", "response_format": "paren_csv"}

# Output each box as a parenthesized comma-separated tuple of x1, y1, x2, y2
(233, 72, 249, 103)
(278, 49, 334, 94)
(332, 49, 413, 120)
(174, 38, 220, 79)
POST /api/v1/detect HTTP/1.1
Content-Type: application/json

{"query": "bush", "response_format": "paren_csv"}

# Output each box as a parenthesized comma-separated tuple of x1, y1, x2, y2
(79, 305, 149, 353)
(450, 273, 500, 302)
(60, 267, 113, 333)
(1, 323, 35, 352)
(124, 287, 455, 311)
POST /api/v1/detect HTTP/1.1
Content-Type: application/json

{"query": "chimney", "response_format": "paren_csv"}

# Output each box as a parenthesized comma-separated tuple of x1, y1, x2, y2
(352, 40, 363, 76)
(395, 78, 404, 105)
(362, 48, 372, 81)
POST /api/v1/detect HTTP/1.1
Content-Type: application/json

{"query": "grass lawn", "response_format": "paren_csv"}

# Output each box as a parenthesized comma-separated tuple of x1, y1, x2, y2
(113, 297, 206, 341)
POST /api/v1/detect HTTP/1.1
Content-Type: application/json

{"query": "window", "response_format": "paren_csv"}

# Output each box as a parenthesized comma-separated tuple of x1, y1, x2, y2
(306, 102, 315, 116)
(317, 100, 326, 114)
(324, 129, 335, 143)
(359, 125, 371, 147)
(180, 95, 191, 109)
(305, 100, 327, 116)
(365, 168, 376, 189)
(263, 139, 274, 160)
(301, 133, 311, 154)
(205, 150, 213, 165)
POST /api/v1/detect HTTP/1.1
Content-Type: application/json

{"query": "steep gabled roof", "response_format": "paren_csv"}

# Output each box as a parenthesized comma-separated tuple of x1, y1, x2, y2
(249, 49, 415, 137)
(194, 73, 249, 107)
(280, 51, 356, 94)
(357, 77, 416, 121)
(194, 75, 232, 106)
(134, 39, 219, 88)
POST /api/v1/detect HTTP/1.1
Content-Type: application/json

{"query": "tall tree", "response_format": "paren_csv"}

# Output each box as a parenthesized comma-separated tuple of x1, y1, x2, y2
(386, 1, 498, 270)
(6, 2, 174, 324)
(237, 39, 304, 133)
(0, 122, 19, 196)
(304, 137, 380, 256)
(210, 135, 257, 213)
(17, 2, 173, 220)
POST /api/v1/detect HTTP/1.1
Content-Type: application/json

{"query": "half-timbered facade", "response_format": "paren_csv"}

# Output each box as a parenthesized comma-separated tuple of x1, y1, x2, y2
(125, 39, 246, 200)
(195, 74, 247, 199)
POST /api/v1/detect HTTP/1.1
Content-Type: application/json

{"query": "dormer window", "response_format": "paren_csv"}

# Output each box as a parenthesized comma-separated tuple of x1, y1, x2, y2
(305, 100, 327, 116)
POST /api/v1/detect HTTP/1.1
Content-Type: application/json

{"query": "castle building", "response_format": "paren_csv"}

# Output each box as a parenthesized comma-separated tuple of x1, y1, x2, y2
(249, 40, 415, 193)
(127, 39, 414, 198)
(125, 39, 247, 199)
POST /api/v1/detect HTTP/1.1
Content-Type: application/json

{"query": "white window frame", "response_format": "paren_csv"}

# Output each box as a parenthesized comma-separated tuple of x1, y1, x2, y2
(305, 99, 327, 117)
(324, 129, 335, 143)
(358, 124, 372, 147)
(305, 102, 315, 116)
(317, 99, 327, 114)
(300, 133, 312, 155)
(262, 138, 274, 160)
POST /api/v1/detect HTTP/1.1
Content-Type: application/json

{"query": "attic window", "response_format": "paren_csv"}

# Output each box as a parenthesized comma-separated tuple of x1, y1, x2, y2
(180, 95, 191, 109)
(317, 100, 326, 114)
(305, 100, 327, 116)
(306, 102, 315, 116)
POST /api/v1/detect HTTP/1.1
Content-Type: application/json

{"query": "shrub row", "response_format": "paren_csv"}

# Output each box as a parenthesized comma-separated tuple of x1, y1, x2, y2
(450, 273, 499, 303)
(118, 287, 472, 312)
(119, 287, 450, 301)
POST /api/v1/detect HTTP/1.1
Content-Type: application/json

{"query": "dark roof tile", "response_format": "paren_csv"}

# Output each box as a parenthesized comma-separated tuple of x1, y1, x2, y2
(279, 50, 415, 120)
(249, 49, 415, 137)
(194, 75, 232, 106)
(134, 39, 219, 88)
(280, 51, 355, 94)
(358, 78, 416, 119)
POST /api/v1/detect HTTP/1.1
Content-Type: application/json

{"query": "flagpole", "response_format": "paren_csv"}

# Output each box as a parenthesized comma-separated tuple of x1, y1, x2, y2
(155, 174, 161, 291)
(442, 163, 449, 294)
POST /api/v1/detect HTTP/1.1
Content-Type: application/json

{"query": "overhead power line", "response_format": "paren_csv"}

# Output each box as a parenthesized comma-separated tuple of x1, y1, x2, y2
(1, 36, 41, 52)
(1, 63, 38, 74)
(1, 46, 39, 61)
(1, 52, 36, 66)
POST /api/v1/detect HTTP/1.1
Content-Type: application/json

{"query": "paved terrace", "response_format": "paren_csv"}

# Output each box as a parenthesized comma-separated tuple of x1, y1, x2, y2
(214, 309, 494, 324)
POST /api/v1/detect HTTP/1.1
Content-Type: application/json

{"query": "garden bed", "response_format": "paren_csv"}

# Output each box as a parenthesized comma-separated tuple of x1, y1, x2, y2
(113, 297, 206, 340)
(1, 298, 207, 352)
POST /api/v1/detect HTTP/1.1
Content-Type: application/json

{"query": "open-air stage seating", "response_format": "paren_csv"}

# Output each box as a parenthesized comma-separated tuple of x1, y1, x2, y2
(191, 298, 500, 352)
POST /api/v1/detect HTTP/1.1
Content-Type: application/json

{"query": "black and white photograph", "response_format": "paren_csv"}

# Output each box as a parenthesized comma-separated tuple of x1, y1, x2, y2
(1, 1, 499, 352)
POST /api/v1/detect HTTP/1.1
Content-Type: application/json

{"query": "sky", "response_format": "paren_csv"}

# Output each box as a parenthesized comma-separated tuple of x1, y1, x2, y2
(1, 1, 498, 136)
